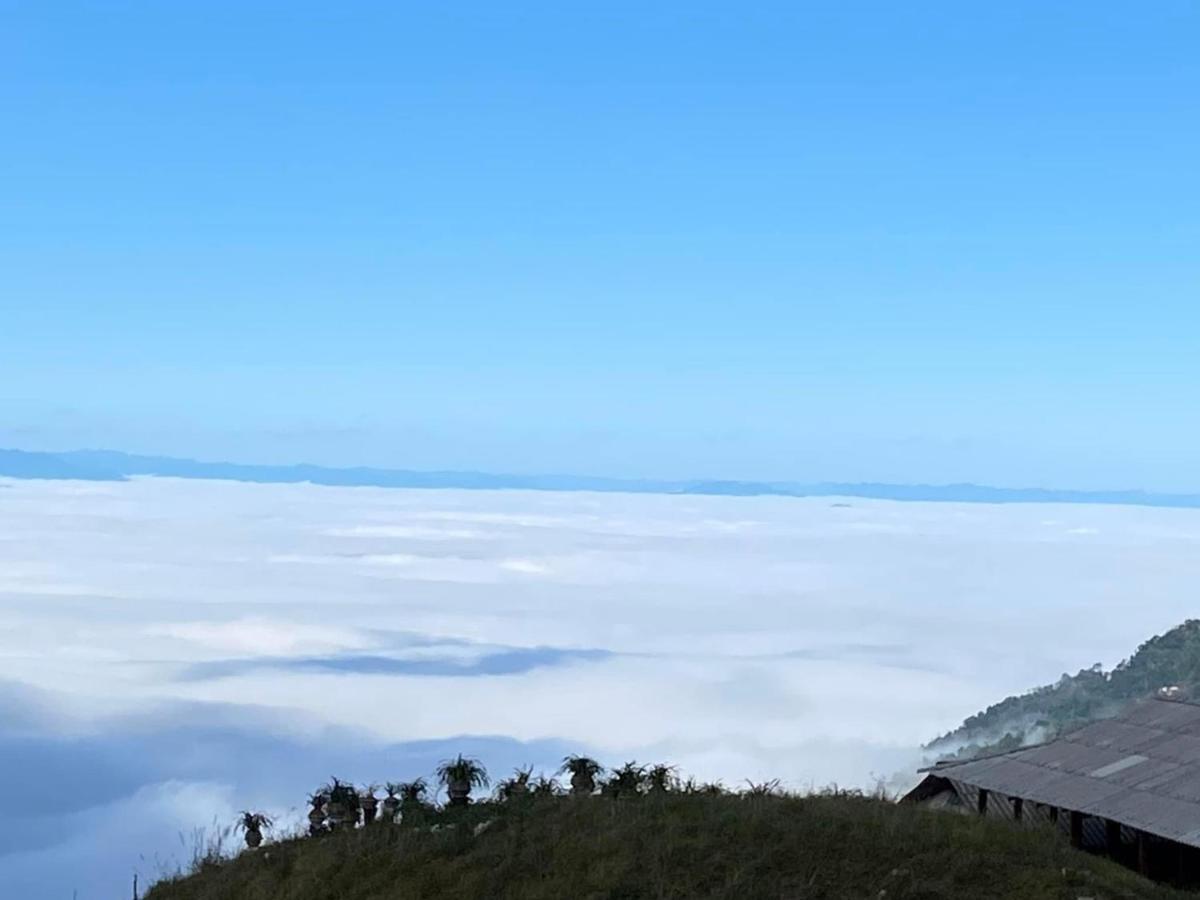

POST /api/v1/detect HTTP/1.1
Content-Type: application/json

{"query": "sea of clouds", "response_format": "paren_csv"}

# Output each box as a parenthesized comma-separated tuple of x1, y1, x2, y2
(5, 476, 1200, 897)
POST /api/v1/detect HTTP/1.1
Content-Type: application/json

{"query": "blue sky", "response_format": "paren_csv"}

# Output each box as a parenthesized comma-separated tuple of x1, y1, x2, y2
(3, 1, 1198, 488)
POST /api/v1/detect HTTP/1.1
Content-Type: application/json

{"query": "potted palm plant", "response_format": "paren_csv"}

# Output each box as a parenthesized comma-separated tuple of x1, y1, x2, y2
(436, 755, 489, 807)
(605, 762, 647, 799)
(646, 763, 677, 794)
(307, 790, 327, 835)
(742, 778, 783, 799)
(359, 785, 380, 824)
(397, 778, 429, 825)
(681, 777, 726, 795)
(238, 811, 272, 849)
(381, 783, 402, 823)
(324, 777, 360, 829)
(531, 774, 561, 799)
(496, 767, 533, 802)
(559, 755, 604, 797)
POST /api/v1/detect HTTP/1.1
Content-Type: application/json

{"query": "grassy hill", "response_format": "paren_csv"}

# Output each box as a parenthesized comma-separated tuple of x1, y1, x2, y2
(149, 622, 1200, 899)
(147, 791, 1184, 900)
(929, 619, 1200, 759)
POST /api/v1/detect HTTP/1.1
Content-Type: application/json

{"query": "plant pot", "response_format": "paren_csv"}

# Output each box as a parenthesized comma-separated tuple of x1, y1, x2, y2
(570, 773, 595, 797)
(308, 806, 326, 835)
(381, 797, 400, 822)
(244, 827, 263, 849)
(327, 800, 351, 829)
(360, 796, 378, 823)
(401, 801, 425, 826)
(447, 779, 471, 807)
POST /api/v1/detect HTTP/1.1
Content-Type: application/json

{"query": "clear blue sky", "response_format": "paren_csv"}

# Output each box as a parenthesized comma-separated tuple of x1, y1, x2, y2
(3, 1, 1198, 489)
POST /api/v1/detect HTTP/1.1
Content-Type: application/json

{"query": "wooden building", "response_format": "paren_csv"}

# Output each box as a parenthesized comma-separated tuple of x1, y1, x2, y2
(902, 695, 1200, 886)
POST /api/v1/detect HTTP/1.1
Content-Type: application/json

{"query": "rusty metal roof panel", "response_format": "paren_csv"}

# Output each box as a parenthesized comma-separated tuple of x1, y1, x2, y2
(1013, 767, 1103, 801)
(930, 697, 1200, 848)
(1014, 742, 1086, 769)
(1107, 758, 1181, 789)
(1033, 773, 1128, 815)
(1019, 741, 1127, 775)
(1148, 733, 1200, 764)
(1122, 699, 1200, 731)
(1128, 763, 1190, 792)
(1139, 769, 1200, 803)
(943, 755, 1010, 781)
(1091, 791, 1200, 844)
(972, 761, 1056, 797)
(951, 763, 1126, 812)
(1065, 719, 1162, 753)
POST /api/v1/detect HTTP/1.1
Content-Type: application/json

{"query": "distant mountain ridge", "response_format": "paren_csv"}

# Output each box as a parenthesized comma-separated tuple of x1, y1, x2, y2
(4, 446, 1200, 508)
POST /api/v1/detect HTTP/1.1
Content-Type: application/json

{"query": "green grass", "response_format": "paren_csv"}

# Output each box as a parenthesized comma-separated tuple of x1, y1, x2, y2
(146, 792, 1188, 900)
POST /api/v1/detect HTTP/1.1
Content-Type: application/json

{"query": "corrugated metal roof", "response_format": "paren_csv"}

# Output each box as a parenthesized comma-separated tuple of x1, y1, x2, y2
(926, 696, 1200, 847)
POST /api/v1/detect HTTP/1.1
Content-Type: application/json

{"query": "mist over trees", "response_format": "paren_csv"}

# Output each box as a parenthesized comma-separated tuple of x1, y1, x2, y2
(930, 620, 1200, 760)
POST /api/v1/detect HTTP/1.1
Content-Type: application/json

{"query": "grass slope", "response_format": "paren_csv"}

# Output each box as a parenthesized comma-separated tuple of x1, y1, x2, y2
(147, 793, 1184, 900)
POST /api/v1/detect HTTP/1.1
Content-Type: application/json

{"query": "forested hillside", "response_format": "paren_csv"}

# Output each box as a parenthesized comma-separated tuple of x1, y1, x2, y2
(930, 620, 1200, 758)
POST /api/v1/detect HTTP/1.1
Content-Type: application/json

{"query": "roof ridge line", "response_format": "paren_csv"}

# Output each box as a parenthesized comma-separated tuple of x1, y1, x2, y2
(919, 739, 1056, 772)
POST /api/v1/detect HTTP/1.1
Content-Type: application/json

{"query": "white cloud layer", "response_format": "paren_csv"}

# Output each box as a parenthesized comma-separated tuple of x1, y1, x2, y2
(4, 475, 1200, 896)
